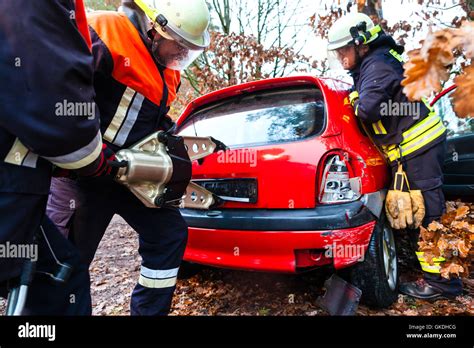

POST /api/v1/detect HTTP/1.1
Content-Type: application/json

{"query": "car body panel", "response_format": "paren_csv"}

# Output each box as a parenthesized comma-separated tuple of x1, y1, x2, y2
(184, 221, 376, 273)
(176, 76, 390, 273)
(177, 76, 389, 209)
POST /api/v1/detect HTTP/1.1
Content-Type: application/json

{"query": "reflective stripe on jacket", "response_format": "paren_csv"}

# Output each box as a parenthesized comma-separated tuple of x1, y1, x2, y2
(87, 11, 181, 151)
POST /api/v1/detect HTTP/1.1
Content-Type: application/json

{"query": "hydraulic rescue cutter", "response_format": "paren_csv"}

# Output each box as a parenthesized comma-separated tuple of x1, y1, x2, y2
(115, 131, 227, 210)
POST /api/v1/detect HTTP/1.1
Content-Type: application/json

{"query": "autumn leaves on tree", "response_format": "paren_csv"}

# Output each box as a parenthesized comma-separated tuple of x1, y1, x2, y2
(402, 21, 474, 118)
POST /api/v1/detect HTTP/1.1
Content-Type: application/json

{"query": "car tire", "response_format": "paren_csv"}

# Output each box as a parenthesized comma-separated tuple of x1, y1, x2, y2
(345, 214, 399, 308)
(178, 261, 203, 280)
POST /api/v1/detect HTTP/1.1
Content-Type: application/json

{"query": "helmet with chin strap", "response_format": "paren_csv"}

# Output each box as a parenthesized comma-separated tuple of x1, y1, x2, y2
(327, 12, 382, 51)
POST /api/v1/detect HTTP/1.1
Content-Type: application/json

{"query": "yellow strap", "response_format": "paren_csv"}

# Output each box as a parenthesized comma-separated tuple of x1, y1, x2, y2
(134, 0, 160, 21)
(389, 49, 405, 63)
(372, 120, 388, 135)
(402, 171, 411, 192)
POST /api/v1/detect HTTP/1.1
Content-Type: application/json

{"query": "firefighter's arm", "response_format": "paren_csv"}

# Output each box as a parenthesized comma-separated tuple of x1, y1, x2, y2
(89, 27, 114, 76)
(352, 61, 400, 123)
(0, 0, 102, 171)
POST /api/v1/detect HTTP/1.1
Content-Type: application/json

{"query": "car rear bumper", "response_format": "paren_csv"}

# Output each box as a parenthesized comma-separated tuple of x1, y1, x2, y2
(181, 200, 375, 231)
(181, 200, 379, 273)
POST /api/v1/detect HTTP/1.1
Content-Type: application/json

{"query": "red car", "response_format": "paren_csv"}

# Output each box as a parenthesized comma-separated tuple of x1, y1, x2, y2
(176, 76, 398, 308)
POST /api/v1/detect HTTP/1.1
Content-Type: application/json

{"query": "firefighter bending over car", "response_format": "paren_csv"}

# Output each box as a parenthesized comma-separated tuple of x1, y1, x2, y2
(46, 0, 211, 315)
(327, 13, 463, 300)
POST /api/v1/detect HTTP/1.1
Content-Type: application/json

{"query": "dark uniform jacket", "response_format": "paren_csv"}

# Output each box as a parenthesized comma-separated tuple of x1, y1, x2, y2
(0, 0, 103, 195)
(350, 34, 446, 162)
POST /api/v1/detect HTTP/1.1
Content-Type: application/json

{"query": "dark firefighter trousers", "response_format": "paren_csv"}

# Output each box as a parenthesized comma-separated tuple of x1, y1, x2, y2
(48, 177, 188, 316)
(392, 140, 463, 296)
(0, 192, 91, 315)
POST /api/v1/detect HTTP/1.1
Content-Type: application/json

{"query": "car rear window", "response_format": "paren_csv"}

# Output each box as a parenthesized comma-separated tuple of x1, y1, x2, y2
(178, 86, 326, 148)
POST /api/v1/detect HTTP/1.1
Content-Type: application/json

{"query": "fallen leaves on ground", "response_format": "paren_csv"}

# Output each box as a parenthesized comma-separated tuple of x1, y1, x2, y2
(84, 214, 472, 316)
(1, 208, 472, 316)
(419, 201, 473, 279)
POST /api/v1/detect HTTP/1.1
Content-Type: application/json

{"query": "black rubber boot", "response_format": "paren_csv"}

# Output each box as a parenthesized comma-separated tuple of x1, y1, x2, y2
(400, 275, 463, 300)
(399, 278, 444, 300)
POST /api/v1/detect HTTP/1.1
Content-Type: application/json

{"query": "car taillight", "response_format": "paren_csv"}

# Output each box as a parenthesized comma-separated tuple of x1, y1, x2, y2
(318, 153, 361, 204)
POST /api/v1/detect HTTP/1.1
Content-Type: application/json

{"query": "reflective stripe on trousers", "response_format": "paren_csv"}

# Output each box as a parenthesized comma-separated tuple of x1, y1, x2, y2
(416, 251, 445, 274)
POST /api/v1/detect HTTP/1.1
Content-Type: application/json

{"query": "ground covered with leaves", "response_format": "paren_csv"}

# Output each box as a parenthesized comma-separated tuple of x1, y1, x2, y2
(1, 210, 472, 316)
(87, 215, 473, 316)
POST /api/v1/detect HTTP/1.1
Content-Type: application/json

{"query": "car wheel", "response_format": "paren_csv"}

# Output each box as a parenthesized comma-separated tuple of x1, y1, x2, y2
(346, 214, 399, 308)
(178, 261, 203, 280)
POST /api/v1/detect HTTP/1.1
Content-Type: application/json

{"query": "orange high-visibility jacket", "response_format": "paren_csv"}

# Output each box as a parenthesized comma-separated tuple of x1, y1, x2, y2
(87, 11, 181, 150)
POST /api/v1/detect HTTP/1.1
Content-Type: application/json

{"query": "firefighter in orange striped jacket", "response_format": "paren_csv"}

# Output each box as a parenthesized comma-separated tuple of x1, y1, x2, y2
(47, 0, 211, 315)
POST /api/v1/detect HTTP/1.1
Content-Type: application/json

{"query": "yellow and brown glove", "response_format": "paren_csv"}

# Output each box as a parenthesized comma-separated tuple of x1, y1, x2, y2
(385, 164, 414, 230)
(409, 190, 425, 229)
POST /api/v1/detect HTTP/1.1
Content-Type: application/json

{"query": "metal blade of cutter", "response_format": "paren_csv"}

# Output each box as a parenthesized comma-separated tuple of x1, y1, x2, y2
(182, 136, 227, 162)
(180, 181, 223, 210)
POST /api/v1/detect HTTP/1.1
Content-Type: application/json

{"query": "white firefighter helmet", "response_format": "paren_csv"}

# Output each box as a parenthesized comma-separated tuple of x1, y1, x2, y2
(134, 0, 211, 70)
(327, 12, 380, 51)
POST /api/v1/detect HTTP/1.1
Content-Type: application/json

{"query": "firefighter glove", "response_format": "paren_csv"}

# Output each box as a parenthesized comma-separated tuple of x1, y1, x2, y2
(385, 164, 414, 230)
(409, 190, 425, 229)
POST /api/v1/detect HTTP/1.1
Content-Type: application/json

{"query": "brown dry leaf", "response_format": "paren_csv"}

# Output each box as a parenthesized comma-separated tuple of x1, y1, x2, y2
(420, 226, 436, 242)
(437, 236, 449, 255)
(402, 49, 449, 100)
(440, 262, 464, 279)
(402, 28, 462, 100)
(455, 205, 470, 220)
(456, 240, 470, 258)
(441, 210, 457, 226)
(452, 65, 474, 118)
(423, 251, 436, 265)
(401, 22, 474, 103)
(418, 240, 436, 252)
(446, 201, 458, 213)
(451, 220, 474, 233)
(459, 22, 474, 59)
(428, 201, 473, 279)
(428, 220, 445, 232)
(403, 308, 419, 316)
